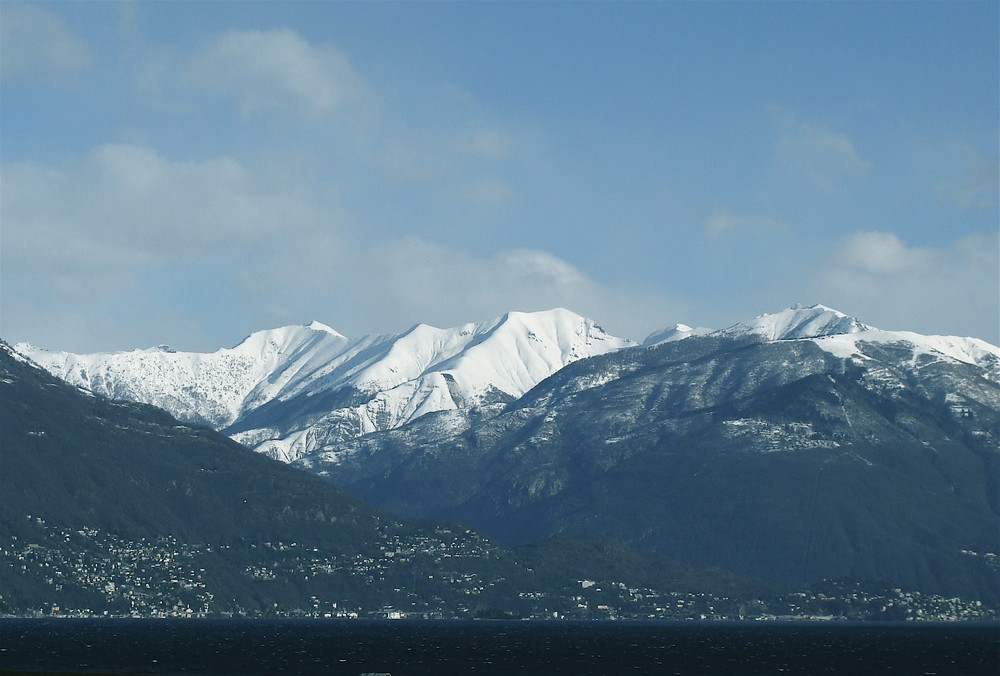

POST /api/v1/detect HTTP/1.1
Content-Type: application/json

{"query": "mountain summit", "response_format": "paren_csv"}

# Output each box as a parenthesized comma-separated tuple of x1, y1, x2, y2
(718, 304, 870, 340)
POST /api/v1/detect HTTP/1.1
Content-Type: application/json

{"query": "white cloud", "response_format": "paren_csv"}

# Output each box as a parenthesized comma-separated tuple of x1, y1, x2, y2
(495, 249, 587, 289)
(830, 231, 931, 275)
(814, 230, 999, 341)
(225, 220, 683, 342)
(1, 140, 681, 350)
(336, 238, 680, 341)
(189, 28, 369, 118)
(771, 107, 872, 192)
(0, 143, 344, 350)
(0, 144, 670, 348)
(380, 123, 522, 187)
(935, 142, 999, 209)
(354, 239, 597, 328)
(0, 22, 688, 350)
(0, 1, 92, 83)
(2, 143, 327, 259)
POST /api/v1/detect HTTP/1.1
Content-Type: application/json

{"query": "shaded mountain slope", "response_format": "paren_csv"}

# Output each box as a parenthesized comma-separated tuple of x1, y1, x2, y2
(1, 342, 385, 547)
(304, 316, 1000, 603)
(2, 341, 769, 617)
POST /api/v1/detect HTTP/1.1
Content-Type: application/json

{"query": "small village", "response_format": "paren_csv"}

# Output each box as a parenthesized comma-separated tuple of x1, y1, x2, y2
(2, 518, 994, 623)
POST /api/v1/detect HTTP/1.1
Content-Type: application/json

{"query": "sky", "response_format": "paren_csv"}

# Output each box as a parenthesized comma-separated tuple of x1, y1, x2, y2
(2, 0, 997, 353)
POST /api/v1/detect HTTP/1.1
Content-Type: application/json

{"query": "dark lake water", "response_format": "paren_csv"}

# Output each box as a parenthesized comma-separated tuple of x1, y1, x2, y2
(0, 618, 997, 675)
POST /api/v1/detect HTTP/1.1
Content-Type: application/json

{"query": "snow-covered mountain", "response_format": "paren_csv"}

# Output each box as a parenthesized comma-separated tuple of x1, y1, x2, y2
(16, 308, 635, 462)
(15, 320, 351, 429)
(642, 303, 996, 374)
(16, 304, 998, 465)
(717, 304, 998, 379)
(296, 304, 999, 603)
(11, 303, 1000, 604)
(718, 303, 870, 341)
(309, 303, 999, 488)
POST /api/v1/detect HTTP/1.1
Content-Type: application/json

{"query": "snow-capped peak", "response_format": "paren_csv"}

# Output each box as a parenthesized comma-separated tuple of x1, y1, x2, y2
(306, 320, 343, 336)
(233, 320, 348, 350)
(2, 340, 33, 366)
(643, 323, 715, 347)
(14, 309, 638, 462)
(719, 304, 870, 341)
(711, 305, 998, 378)
(15, 321, 354, 430)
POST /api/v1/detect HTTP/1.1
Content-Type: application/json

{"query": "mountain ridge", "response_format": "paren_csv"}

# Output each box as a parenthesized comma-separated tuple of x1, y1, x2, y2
(717, 303, 870, 341)
(17, 308, 636, 462)
(9, 304, 1000, 604)
(309, 328, 999, 602)
(0, 340, 800, 618)
(15, 304, 999, 464)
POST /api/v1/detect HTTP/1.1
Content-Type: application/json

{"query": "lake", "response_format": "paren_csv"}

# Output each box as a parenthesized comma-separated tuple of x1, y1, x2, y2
(1, 618, 997, 675)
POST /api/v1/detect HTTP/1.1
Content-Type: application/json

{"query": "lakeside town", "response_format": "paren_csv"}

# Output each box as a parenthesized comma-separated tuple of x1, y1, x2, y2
(2, 517, 994, 622)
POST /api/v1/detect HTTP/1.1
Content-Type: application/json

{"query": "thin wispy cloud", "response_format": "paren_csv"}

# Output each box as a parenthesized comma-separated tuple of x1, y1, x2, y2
(831, 231, 930, 275)
(815, 230, 998, 335)
(382, 141, 438, 183)
(0, 1, 92, 83)
(461, 129, 513, 161)
(348, 239, 679, 340)
(935, 142, 999, 209)
(189, 28, 370, 119)
(704, 210, 786, 239)
(771, 106, 872, 193)
(1, 142, 341, 348)
(2, 143, 328, 256)
(464, 177, 514, 205)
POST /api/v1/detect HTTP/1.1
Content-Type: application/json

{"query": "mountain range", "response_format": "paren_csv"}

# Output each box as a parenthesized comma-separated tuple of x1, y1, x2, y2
(14, 304, 1000, 604)
(17, 308, 633, 463)
(3, 340, 755, 618)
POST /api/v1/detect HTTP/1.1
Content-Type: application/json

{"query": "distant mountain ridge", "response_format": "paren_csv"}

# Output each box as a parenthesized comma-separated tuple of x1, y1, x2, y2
(17, 308, 634, 462)
(16, 305, 999, 464)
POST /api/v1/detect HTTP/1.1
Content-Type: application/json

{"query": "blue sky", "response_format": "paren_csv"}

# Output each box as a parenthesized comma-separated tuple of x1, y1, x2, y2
(2, 0, 997, 352)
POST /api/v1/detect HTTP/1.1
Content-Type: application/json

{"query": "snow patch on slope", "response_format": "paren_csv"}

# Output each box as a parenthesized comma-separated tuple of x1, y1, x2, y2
(813, 330, 1000, 379)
